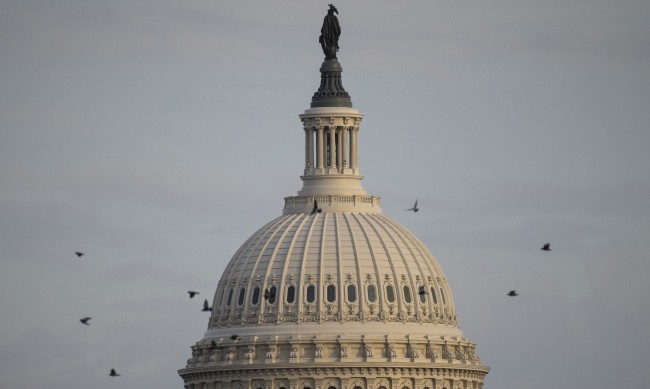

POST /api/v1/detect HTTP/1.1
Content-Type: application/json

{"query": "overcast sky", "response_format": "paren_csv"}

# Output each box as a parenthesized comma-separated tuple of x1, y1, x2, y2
(1, 1, 649, 388)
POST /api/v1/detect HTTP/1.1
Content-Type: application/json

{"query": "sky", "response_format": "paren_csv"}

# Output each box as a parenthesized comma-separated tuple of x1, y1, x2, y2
(1, 1, 649, 388)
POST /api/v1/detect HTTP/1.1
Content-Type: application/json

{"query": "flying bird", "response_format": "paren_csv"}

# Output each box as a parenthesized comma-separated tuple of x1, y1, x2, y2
(507, 290, 518, 297)
(263, 289, 276, 301)
(79, 317, 91, 325)
(109, 368, 120, 377)
(202, 299, 211, 312)
(406, 199, 419, 213)
(75, 251, 85, 258)
(311, 198, 322, 215)
(188, 291, 199, 299)
(541, 243, 551, 251)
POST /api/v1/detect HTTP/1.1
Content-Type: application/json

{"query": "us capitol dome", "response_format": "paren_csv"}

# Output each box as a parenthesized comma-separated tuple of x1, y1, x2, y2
(179, 6, 489, 389)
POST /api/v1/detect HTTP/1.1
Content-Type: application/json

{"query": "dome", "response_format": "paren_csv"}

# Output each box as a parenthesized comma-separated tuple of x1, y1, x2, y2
(208, 211, 459, 335)
(179, 8, 488, 388)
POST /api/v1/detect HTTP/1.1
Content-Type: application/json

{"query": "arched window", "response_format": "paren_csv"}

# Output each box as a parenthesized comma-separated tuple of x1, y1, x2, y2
(403, 285, 412, 303)
(418, 286, 426, 303)
(347, 284, 357, 302)
(226, 288, 234, 306)
(367, 284, 377, 302)
(386, 285, 395, 302)
(326, 284, 336, 302)
(430, 287, 438, 304)
(251, 287, 260, 305)
(306, 285, 316, 303)
(268, 286, 277, 304)
(440, 288, 446, 304)
(238, 287, 246, 306)
(286, 285, 296, 303)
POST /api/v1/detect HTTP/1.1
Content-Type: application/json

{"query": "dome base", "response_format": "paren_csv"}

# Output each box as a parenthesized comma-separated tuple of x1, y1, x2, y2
(283, 194, 381, 214)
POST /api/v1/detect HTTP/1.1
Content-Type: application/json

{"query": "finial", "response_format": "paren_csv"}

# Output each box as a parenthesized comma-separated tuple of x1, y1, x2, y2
(319, 4, 341, 59)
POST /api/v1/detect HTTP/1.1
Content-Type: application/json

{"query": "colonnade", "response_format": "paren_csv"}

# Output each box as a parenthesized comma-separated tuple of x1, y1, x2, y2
(303, 125, 359, 173)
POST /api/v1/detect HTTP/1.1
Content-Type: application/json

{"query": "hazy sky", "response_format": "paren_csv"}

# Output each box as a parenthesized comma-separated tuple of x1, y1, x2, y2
(1, 1, 649, 388)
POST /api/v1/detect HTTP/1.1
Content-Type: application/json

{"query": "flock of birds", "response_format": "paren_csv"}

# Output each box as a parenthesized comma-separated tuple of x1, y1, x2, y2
(73, 199, 550, 377)
(405, 199, 553, 298)
(75, 250, 216, 378)
(74, 251, 276, 378)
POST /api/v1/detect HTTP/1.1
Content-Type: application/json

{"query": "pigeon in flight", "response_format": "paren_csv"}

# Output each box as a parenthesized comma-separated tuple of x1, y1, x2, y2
(79, 317, 91, 325)
(406, 199, 419, 213)
(109, 368, 121, 377)
(188, 291, 199, 299)
(75, 252, 85, 258)
(507, 290, 518, 297)
(202, 299, 211, 312)
(311, 198, 322, 215)
(263, 289, 276, 302)
(541, 243, 551, 251)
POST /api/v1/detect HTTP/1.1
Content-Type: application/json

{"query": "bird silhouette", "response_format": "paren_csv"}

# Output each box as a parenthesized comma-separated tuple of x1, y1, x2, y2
(202, 299, 211, 312)
(263, 289, 276, 302)
(109, 368, 120, 377)
(230, 335, 240, 341)
(188, 291, 199, 299)
(211, 340, 218, 348)
(541, 243, 551, 251)
(507, 290, 518, 297)
(406, 199, 419, 213)
(75, 251, 85, 258)
(311, 198, 322, 215)
(79, 317, 91, 325)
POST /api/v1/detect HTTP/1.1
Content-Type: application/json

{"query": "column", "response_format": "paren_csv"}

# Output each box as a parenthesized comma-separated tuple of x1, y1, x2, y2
(307, 127, 314, 169)
(329, 126, 336, 168)
(341, 127, 348, 168)
(316, 127, 324, 170)
(336, 127, 343, 169)
(304, 127, 309, 169)
(351, 127, 359, 170)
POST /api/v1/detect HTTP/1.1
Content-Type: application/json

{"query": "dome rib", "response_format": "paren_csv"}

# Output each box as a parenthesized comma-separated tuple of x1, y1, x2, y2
(341, 213, 366, 311)
(259, 213, 302, 319)
(277, 213, 310, 312)
(351, 212, 403, 315)
(388, 216, 456, 316)
(360, 212, 412, 318)
(365, 213, 422, 318)
(317, 213, 327, 314)
(299, 213, 318, 317)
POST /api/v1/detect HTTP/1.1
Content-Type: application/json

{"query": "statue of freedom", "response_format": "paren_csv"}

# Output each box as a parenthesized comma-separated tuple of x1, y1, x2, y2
(319, 4, 341, 60)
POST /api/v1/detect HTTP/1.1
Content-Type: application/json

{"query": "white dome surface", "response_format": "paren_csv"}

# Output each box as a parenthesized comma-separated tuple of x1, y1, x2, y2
(207, 211, 459, 337)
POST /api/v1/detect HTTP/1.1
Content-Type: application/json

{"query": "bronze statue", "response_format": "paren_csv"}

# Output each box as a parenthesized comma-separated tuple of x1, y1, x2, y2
(319, 4, 340, 59)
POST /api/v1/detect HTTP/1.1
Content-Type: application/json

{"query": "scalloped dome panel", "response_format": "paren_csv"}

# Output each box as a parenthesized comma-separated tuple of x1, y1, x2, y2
(209, 212, 457, 330)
